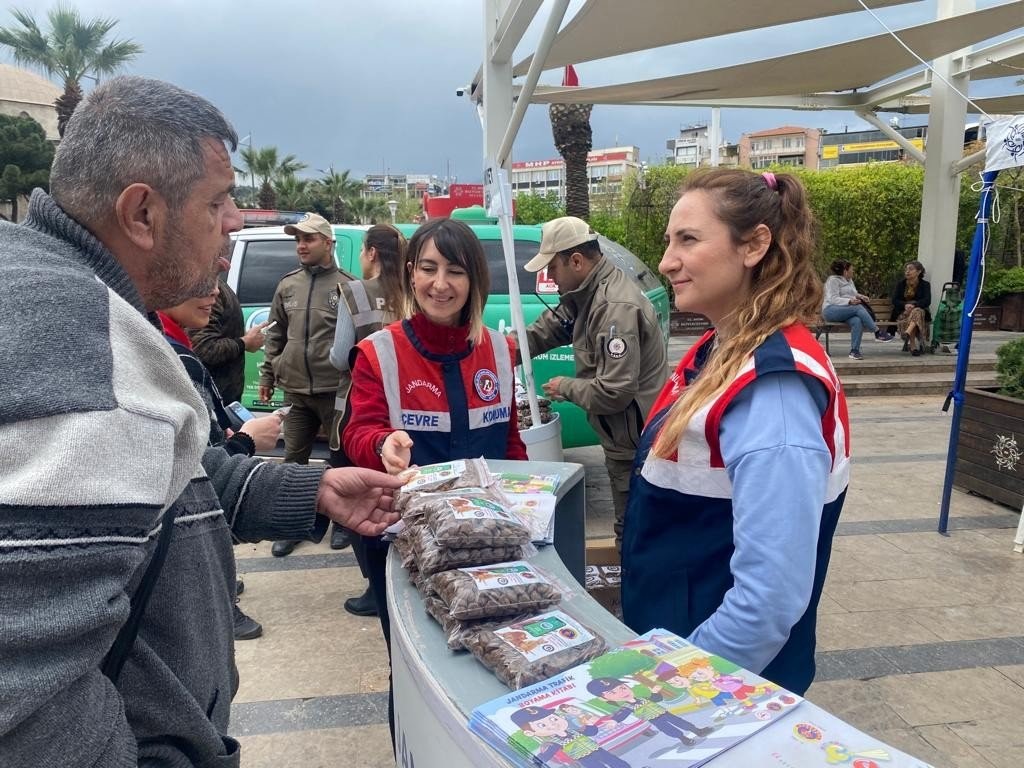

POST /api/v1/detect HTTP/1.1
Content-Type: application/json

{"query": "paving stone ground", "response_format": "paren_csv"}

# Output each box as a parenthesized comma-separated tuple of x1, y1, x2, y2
(232, 334, 1024, 767)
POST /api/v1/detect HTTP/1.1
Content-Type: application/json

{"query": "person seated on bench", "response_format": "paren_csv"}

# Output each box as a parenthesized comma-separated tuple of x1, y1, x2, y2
(890, 260, 932, 357)
(822, 259, 894, 360)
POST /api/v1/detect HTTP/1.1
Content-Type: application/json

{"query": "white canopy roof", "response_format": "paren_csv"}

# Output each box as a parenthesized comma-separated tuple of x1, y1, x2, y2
(904, 93, 1024, 115)
(528, 1, 1024, 105)
(511, 0, 916, 76)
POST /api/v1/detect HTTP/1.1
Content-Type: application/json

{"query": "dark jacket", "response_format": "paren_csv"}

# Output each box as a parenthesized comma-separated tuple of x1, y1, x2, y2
(188, 278, 247, 404)
(259, 263, 343, 395)
(890, 278, 932, 322)
(0, 190, 327, 767)
(524, 256, 667, 461)
(161, 312, 254, 456)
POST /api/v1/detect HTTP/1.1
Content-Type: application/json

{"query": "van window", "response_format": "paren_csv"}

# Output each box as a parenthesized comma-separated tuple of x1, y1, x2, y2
(479, 239, 538, 294)
(236, 240, 299, 305)
(598, 236, 662, 292)
(478, 236, 658, 296)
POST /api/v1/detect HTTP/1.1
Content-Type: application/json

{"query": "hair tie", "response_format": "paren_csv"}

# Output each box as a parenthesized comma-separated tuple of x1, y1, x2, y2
(761, 171, 778, 191)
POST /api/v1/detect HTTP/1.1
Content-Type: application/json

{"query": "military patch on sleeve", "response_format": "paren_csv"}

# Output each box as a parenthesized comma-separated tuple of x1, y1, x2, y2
(328, 291, 340, 310)
(607, 337, 627, 358)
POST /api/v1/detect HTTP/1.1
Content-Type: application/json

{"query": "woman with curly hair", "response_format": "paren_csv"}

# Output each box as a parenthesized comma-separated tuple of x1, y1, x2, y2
(622, 169, 850, 695)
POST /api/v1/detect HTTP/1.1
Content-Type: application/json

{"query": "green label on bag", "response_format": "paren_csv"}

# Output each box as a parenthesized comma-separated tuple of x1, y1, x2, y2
(495, 611, 593, 663)
(458, 561, 547, 591)
(446, 496, 513, 521)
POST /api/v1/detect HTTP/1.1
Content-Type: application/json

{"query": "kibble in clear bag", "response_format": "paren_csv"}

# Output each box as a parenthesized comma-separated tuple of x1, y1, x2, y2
(430, 561, 561, 621)
(463, 609, 607, 689)
(404, 488, 530, 548)
(408, 523, 525, 577)
(394, 458, 493, 512)
(423, 595, 530, 651)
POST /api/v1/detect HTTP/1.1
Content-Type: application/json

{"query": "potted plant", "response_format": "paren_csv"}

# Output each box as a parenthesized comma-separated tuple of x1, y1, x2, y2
(981, 266, 1024, 331)
(954, 338, 1024, 508)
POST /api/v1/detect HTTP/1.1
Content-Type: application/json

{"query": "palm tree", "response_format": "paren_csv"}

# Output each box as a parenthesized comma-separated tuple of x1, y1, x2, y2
(549, 66, 592, 220)
(0, 6, 142, 136)
(315, 166, 361, 223)
(347, 196, 389, 225)
(239, 145, 306, 210)
(273, 175, 311, 211)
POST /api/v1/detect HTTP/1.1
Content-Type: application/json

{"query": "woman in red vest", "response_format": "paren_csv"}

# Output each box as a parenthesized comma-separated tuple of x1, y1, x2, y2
(343, 216, 527, 746)
(622, 169, 850, 696)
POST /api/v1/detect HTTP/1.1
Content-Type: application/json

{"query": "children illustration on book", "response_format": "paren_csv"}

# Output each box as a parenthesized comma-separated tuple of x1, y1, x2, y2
(673, 657, 761, 715)
(586, 677, 716, 748)
(473, 630, 810, 768)
(510, 706, 630, 768)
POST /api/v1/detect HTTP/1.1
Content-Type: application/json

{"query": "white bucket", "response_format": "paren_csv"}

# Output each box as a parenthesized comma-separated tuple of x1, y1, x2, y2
(520, 411, 563, 462)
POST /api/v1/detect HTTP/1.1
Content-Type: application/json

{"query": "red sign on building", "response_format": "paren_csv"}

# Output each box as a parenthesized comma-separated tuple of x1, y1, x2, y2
(423, 183, 485, 219)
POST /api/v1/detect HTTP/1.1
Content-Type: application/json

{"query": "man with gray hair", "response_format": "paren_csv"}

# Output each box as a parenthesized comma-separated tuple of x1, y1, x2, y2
(0, 76, 402, 766)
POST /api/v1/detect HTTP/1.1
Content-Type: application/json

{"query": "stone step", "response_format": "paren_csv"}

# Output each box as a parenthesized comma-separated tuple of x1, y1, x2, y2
(833, 354, 996, 377)
(840, 371, 999, 397)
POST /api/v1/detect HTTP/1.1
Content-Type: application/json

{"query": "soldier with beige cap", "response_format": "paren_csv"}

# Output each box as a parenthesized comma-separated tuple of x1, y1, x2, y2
(522, 216, 667, 550)
(260, 212, 351, 556)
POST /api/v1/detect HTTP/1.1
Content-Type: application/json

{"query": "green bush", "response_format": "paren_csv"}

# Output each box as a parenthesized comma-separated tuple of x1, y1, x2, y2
(616, 162, 980, 298)
(514, 192, 564, 225)
(996, 337, 1024, 399)
(981, 266, 1024, 303)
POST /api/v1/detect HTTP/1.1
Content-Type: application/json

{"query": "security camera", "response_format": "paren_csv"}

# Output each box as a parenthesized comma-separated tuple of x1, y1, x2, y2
(456, 87, 467, 97)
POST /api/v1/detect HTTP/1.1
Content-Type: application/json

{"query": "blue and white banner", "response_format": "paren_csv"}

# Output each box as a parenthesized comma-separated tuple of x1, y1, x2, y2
(986, 116, 1024, 172)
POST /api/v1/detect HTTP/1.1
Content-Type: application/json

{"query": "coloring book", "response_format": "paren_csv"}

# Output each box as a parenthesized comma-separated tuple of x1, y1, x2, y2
(470, 629, 802, 767)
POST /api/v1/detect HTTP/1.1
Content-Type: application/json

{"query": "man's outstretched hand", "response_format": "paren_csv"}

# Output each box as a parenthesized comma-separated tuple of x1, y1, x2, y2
(316, 467, 405, 536)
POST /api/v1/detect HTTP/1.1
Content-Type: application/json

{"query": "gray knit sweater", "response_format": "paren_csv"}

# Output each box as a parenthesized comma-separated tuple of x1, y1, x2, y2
(0, 190, 327, 767)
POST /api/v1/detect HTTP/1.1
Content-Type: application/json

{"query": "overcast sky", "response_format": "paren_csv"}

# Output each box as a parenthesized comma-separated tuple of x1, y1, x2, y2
(0, 1, 1017, 183)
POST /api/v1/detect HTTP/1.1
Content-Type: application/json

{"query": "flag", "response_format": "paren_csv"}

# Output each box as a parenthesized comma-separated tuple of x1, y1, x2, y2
(562, 65, 579, 87)
(985, 116, 1024, 172)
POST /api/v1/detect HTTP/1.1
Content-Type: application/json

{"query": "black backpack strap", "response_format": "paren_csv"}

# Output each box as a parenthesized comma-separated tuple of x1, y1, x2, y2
(101, 506, 178, 684)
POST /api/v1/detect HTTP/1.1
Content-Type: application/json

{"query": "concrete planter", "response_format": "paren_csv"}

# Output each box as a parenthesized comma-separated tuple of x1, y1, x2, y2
(999, 293, 1024, 332)
(973, 305, 1002, 331)
(669, 311, 712, 336)
(954, 387, 1024, 509)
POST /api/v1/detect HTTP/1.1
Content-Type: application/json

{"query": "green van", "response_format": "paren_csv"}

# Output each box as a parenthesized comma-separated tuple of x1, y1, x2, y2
(224, 216, 669, 448)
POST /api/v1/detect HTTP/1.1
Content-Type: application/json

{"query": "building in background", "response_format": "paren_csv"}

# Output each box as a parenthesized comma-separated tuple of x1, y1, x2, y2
(665, 124, 742, 169)
(739, 126, 821, 170)
(510, 146, 641, 200)
(666, 124, 710, 167)
(0, 63, 60, 141)
(361, 172, 444, 198)
(818, 124, 927, 168)
(0, 64, 60, 220)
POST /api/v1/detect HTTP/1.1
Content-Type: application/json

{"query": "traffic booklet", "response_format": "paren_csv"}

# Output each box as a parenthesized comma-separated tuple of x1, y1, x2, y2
(469, 629, 802, 767)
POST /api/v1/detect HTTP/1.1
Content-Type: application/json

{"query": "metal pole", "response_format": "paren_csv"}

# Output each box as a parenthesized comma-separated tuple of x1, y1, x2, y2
(938, 169, 998, 533)
(709, 108, 721, 167)
(495, 0, 571, 167)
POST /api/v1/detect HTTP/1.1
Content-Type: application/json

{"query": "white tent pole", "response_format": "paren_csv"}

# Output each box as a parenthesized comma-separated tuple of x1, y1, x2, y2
(709, 108, 722, 167)
(496, 0, 571, 167)
(482, 0, 514, 177)
(494, 170, 543, 429)
(484, 0, 570, 430)
(917, 0, 973, 318)
(1015, 500, 1024, 553)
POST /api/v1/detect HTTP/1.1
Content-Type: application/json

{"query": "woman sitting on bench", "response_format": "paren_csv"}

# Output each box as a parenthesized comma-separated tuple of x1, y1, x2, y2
(890, 260, 932, 357)
(822, 259, 894, 360)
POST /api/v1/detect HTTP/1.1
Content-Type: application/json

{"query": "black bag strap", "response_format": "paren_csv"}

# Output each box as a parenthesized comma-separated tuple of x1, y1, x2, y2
(101, 506, 178, 684)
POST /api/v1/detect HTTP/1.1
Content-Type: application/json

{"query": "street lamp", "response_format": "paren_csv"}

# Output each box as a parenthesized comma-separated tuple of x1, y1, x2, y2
(387, 199, 398, 223)
(238, 134, 255, 207)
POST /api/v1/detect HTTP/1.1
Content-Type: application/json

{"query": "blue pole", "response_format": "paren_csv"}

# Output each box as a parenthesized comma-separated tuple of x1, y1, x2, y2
(938, 169, 999, 533)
